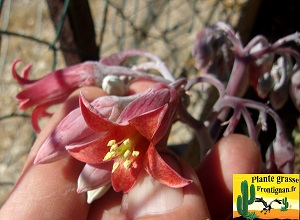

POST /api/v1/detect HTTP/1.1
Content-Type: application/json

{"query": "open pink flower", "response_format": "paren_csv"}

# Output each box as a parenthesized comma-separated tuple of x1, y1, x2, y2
(34, 94, 137, 164)
(68, 83, 192, 193)
(12, 59, 103, 132)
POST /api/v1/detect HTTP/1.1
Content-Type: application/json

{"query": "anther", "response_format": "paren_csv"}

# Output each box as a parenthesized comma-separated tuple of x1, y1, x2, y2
(107, 140, 116, 146)
(123, 160, 132, 170)
(112, 162, 120, 173)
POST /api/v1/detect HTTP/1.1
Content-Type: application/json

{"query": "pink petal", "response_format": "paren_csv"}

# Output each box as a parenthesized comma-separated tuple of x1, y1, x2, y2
(67, 139, 108, 164)
(77, 162, 113, 192)
(145, 143, 192, 188)
(31, 103, 53, 133)
(129, 104, 168, 142)
(111, 160, 143, 193)
(34, 108, 100, 164)
(12, 59, 36, 86)
(111, 137, 149, 192)
(16, 61, 102, 110)
(79, 93, 116, 132)
(116, 83, 170, 123)
(150, 105, 176, 144)
(68, 126, 134, 163)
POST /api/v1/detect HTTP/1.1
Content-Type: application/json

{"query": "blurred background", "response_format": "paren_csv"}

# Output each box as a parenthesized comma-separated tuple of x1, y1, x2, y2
(0, 0, 299, 206)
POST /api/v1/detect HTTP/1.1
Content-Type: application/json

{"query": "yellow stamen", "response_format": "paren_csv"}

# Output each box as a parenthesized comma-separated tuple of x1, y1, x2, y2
(104, 136, 141, 172)
(103, 152, 115, 161)
(107, 140, 116, 146)
(123, 150, 131, 159)
(123, 159, 132, 170)
(132, 151, 139, 157)
(123, 139, 130, 146)
(110, 144, 118, 152)
(112, 162, 119, 173)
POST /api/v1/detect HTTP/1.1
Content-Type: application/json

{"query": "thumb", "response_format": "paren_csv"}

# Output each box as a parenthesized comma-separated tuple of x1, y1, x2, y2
(88, 153, 211, 220)
(196, 134, 262, 219)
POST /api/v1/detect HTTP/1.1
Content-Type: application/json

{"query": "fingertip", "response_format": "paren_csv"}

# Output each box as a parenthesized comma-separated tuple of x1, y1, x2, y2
(216, 134, 262, 190)
(196, 134, 262, 219)
(128, 79, 156, 94)
(135, 157, 210, 220)
(1, 86, 106, 219)
(88, 155, 211, 220)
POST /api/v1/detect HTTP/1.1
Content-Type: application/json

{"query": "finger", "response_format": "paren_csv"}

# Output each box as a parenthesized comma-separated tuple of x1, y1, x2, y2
(88, 154, 211, 220)
(0, 80, 157, 220)
(0, 87, 106, 220)
(196, 134, 262, 219)
(135, 158, 211, 220)
(128, 79, 156, 95)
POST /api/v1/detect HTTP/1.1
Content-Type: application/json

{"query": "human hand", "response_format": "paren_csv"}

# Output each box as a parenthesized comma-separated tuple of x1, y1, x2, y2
(0, 82, 262, 220)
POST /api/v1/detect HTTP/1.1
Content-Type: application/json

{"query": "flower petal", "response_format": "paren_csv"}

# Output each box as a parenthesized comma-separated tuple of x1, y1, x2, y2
(116, 83, 171, 123)
(128, 104, 168, 142)
(87, 183, 111, 204)
(15, 61, 103, 110)
(77, 162, 113, 192)
(111, 137, 149, 192)
(79, 92, 116, 132)
(34, 108, 100, 164)
(145, 143, 192, 188)
(68, 126, 134, 163)
(12, 59, 35, 86)
(31, 103, 53, 133)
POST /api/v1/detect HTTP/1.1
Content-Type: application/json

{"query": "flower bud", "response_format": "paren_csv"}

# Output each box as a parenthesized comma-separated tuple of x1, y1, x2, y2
(102, 75, 127, 96)
(289, 67, 300, 111)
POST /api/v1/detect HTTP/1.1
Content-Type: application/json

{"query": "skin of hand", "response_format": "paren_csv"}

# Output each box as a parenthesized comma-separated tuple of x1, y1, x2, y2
(0, 81, 262, 220)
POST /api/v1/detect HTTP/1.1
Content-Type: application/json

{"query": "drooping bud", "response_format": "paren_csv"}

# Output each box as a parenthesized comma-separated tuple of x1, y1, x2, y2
(248, 38, 274, 87)
(102, 75, 128, 96)
(289, 66, 300, 111)
(269, 56, 293, 110)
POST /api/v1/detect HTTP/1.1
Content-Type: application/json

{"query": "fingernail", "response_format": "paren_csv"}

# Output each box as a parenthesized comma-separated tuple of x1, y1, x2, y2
(122, 155, 184, 219)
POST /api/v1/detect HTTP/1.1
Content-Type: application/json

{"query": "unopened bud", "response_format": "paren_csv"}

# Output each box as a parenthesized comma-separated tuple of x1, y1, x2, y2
(102, 75, 127, 96)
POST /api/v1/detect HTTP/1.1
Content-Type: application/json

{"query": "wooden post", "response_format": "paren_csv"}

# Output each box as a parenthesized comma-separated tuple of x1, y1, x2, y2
(46, 0, 99, 66)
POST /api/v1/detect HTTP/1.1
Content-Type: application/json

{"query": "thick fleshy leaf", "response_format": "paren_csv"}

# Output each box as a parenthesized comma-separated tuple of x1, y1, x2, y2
(117, 83, 170, 123)
(145, 143, 192, 188)
(77, 162, 113, 192)
(129, 104, 168, 142)
(111, 136, 149, 192)
(68, 126, 135, 163)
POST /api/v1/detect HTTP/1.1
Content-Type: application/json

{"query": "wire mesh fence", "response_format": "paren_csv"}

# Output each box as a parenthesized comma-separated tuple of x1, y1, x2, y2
(0, 0, 260, 206)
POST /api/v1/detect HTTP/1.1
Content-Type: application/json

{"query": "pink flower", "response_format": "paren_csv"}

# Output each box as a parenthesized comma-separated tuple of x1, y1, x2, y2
(67, 83, 192, 193)
(12, 59, 103, 132)
(34, 94, 137, 164)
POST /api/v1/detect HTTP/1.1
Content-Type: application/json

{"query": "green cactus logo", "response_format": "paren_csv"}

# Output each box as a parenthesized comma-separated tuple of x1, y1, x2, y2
(236, 180, 258, 220)
(280, 197, 289, 212)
